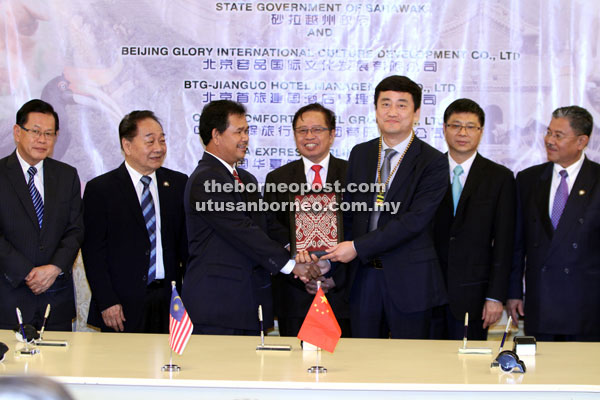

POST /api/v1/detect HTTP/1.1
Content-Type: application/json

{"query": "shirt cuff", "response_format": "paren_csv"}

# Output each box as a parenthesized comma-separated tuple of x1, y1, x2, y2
(486, 298, 501, 303)
(280, 259, 296, 274)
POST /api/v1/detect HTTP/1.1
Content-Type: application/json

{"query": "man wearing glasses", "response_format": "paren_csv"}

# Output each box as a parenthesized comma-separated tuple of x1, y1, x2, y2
(507, 106, 600, 341)
(264, 103, 350, 337)
(0, 99, 83, 331)
(431, 98, 516, 340)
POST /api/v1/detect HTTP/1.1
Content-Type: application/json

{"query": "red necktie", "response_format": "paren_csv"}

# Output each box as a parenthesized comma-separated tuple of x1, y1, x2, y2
(232, 169, 244, 188)
(311, 165, 323, 189)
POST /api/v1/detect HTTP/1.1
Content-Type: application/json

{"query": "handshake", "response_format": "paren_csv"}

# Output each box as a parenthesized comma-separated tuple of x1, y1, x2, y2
(291, 250, 329, 281)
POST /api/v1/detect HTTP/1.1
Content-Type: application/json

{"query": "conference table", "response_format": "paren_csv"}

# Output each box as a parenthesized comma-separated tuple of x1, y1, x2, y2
(1, 330, 599, 399)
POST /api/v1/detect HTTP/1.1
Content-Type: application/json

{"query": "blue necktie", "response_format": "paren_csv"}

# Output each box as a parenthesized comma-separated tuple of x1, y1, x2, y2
(551, 170, 568, 230)
(140, 176, 156, 284)
(452, 165, 464, 215)
(27, 166, 43, 228)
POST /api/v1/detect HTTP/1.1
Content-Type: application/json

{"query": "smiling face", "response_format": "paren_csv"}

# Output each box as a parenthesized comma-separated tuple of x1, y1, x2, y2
(444, 112, 483, 163)
(122, 117, 166, 175)
(544, 117, 589, 168)
(208, 113, 249, 166)
(375, 91, 420, 143)
(293, 110, 335, 164)
(13, 112, 57, 165)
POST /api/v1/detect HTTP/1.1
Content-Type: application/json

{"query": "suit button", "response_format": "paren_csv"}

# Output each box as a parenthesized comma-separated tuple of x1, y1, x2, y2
(533, 243, 539, 248)
(564, 268, 570, 274)
(142, 275, 147, 282)
(449, 236, 455, 241)
(579, 218, 584, 224)
(145, 250, 150, 256)
(572, 243, 578, 249)
(541, 266, 548, 272)
(39, 246, 45, 251)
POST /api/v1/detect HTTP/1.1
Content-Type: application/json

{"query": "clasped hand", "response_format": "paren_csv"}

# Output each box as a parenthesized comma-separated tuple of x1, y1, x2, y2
(292, 251, 330, 283)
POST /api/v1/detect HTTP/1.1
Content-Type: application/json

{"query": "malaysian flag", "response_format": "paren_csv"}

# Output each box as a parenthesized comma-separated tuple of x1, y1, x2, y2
(169, 286, 193, 355)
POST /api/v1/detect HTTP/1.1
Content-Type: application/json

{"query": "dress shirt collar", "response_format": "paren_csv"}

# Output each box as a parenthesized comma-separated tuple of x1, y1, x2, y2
(15, 148, 44, 178)
(553, 151, 585, 179)
(124, 160, 158, 186)
(205, 151, 238, 176)
(448, 151, 477, 179)
(302, 153, 330, 176)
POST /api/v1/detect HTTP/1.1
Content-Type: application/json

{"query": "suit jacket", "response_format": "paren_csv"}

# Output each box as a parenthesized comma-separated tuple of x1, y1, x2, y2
(344, 136, 448, 312)
(82, 163, 188, 332)
(0, 151, 83, 327)
(182, 152, 290, 331)
(264, 156, 349, 319)
(508, 158, 600, 336)
(433, 153, 515, 321)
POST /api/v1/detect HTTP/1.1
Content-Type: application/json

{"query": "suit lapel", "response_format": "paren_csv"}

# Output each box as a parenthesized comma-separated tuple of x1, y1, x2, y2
(548, 158, 596, 254)
(535, 163, 555, 238)
(116, 163, 147, 230)
(41, 159, 58, 236)
(293, 159, 307, 186)
(454, 154, 486, 221)
(385, 136, 420, 200)
(156, 168, 170, 237)
(5, 152, 39, 229)
(325, 156, 340, 185)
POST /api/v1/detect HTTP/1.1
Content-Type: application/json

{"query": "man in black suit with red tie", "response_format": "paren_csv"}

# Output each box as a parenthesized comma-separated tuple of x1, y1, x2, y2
(323, 76, 448, 339)
(0, 99, 83, 331)
(83, 110, 188, 333)
(183, 100, 323, 335)
(432, 99, 515, 340)
(264, 103, 350, 337)
(507, 106, 600, 341)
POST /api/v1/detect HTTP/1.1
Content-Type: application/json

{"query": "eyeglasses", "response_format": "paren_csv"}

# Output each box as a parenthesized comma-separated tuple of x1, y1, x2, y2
(545, 130, 578, 141)
(445, 123, 481, 134)
(294, 126, 330, 136)
(20, 126, 57, 140)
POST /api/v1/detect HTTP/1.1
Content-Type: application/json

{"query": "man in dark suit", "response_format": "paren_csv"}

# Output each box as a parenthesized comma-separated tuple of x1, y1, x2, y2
(183, 100, 322, 335)
(0, 99, 83, 331)
(432, 99, 515, 340)
(507, 105, 600, 341)
(82, 110, 187, 333)
(264, 103, 350, 337)
(323, 76, 448, 339)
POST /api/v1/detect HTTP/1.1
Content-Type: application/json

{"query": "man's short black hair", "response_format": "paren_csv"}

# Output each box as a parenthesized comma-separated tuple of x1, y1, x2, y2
(118, 110, 162, 149)
(292, 103, 336, 131)
(443, 98, 485, 127)
(374, 75, 422, 111)
(552, 106, 594, 137)
(199, 100, 247, 146)
(16, 99, 59, 131)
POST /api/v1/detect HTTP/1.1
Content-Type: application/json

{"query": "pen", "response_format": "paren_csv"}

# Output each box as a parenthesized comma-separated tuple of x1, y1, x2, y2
(462, 312, 469, 349)
(498, 315, 512, 353)
(258, 305, 264, 346)
(39, 304, 51, 340)
(16, 307, 27, 342)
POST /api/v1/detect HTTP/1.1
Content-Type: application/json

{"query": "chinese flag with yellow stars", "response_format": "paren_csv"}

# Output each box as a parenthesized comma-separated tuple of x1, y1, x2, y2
(297, 286, 341, 353)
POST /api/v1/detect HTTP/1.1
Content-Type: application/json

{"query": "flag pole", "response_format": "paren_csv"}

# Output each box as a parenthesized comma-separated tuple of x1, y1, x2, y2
(307, 281, 327, 374)
(162, 281, 181, 372)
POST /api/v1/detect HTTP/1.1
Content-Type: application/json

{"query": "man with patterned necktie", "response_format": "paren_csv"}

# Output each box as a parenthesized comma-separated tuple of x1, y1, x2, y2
(264, 103, 350, 337)
(323, 76, 448, 339)
(0, 99, 83, 331)
(183, 100, 323, 335)
(508, 105, 600, 341)
(431, 98, 515, 340)
(83, 110, 188, 333)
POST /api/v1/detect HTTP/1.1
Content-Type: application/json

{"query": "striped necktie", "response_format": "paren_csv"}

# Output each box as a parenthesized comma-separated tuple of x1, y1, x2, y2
(27, 166, 43, 228)
(140, 176, 156, 284)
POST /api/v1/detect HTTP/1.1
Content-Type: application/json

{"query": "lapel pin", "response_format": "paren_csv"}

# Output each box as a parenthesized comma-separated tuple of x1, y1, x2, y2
(579, 189, 585, 196)
(163, 181, 170, 187)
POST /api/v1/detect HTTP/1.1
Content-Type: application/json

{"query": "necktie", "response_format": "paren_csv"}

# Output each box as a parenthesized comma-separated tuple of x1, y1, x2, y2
(551, 170, 569, 229)
(311, 164, 323, 189)
(452, 165, 464, 215)
(368, 148, 399, 231)
(232, 169, 244, 188)
(140, 176, 156, 284)
(27, 166, 44, 228)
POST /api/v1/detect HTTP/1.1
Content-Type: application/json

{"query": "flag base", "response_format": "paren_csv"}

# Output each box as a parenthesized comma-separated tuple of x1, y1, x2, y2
(307, 365, 327, 373)
(458, 347, 492, 354)
(15, 347, 39, 357)
(161, 363, 181, 372)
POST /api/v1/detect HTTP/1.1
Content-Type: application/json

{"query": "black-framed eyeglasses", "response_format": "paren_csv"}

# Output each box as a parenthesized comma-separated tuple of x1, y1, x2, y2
(445, 123, 481, 134)
(294, 126, 330, 136)
(20, 126, 57, 139)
